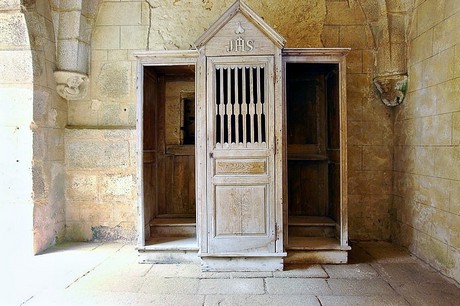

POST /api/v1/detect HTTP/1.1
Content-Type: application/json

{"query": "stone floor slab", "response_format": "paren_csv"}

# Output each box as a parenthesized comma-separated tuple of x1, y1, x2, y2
(265, 278, 331, 295)
(357, 242, 416, 263)
(139, 277, 200, 294)
(318, 295, 410, 306)
(323, 263, 378, 279)
(27, 291, 206, 306)
(145, 263, 201, 278)
(372, 262, 448, 285)
(204, 294, 321, 306)
(68, 274, 145, 293)
(392, 281, 460, 306)
(273, 264, 328, 278)
(10, 242, 460, 306)
(198, 278, 265, 295)
(327, 278, 396, 296)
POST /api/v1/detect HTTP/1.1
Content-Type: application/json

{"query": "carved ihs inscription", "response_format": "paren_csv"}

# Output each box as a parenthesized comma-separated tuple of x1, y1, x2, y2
(226, 36, 254, 52)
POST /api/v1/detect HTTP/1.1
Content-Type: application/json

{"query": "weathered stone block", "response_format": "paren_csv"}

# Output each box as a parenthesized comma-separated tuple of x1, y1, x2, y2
(410, 29, 432, 64)
(435, 78, 460, 114)
(453, 113, 460, 145)
(97, 2, 142, 26)
(66, 140, 130, 169)
(433, 12, 460, 54)
(47, 128, 64, 161)
(417, 0, 445, 35)
(362, 50, 374, 73)
(348, 170, 392, 195)
(347, 73, 372, 97)
(92, 61, 131, 100)
(413, 146, 436, 176)
(80, 203, 113, 222)
(415, 175, 450, 211)
(434, 147, 460, 180)
(339, 26, 372, 49)
(0, 0, 21, 10)
(348, 145, 362, 171)
(65, 221, 93, 241)
(412, 87, 437, 117)
(423, 47, 455, 88)
(321, 25, 339, 47)
(65, 202, 80, 221)
(66, 174, 98, 201)
(67, 101, 98, 126)
(98, 103, 135, 126)
(362, 145, 393, 171)
(417, 232, 450, 271)
(101, 174, 134, 199)
(324, 2, 366, 25)
(92, 26, 120, 50)
(419, 115, 451, 146)
(0, 50, 33, 83)
(0, 13, 29, 49)
(120, 26, 148, 50)
(346, 50, 362, 73)
(407, 61, 423, 92)
(108, 49, 128, 61)
(112, 203, 136, 222)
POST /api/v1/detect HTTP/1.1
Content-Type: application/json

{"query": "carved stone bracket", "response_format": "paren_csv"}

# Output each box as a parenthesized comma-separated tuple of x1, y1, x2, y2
(54, 71, 89, 100)
(373, 74, 408, 107)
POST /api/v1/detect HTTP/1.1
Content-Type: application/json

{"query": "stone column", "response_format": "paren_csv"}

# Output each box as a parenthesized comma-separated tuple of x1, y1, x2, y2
(52, 0, 99, 100)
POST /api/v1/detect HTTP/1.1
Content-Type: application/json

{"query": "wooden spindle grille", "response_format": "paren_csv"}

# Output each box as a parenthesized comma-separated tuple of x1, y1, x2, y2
(215, 65, 266, 148)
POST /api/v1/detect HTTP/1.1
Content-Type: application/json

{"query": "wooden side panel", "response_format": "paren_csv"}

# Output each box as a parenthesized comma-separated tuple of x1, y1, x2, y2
(288, 160, 328, 216)
(172, 155, 196, 215)
(143, 69, 158, 226)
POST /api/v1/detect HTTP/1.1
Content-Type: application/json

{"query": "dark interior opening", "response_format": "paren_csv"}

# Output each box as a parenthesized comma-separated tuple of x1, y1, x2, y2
(143, 65, 196, 244)
(286, 62, 340, 239)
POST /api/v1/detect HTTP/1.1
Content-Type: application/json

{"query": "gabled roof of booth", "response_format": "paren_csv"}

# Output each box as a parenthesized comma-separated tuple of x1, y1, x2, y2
(194, 0, 286, 49)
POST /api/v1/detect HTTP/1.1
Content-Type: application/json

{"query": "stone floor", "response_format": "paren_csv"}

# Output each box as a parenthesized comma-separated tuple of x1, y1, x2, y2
(3, 242, 460, 305)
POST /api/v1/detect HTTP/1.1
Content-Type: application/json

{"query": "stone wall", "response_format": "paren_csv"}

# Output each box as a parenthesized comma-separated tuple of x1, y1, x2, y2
(0, 0, 66, 255)
(392, 0, 460, 283)
(0, 0, 35, 257)
(26, 0, 67, 253)
(65, 128, 137, 241)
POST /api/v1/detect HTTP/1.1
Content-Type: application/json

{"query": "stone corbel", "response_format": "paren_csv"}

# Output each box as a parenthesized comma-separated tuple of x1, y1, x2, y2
(54, 71, 89, 100)
(373, 74, 408, 107)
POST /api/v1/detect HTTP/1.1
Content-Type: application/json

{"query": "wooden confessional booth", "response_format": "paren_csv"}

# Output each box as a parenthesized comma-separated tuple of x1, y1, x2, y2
(135, 0, 349, 271)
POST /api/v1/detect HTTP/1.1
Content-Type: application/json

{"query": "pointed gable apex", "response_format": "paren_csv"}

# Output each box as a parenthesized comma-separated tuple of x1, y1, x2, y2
(194, 0, 286, 49)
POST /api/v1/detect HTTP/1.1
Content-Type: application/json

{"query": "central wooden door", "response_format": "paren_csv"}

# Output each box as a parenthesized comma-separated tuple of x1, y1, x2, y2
(206, 56, 276, 254)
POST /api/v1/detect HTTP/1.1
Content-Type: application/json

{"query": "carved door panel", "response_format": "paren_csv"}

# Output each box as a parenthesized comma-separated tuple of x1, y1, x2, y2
(206, 56, 276, 254)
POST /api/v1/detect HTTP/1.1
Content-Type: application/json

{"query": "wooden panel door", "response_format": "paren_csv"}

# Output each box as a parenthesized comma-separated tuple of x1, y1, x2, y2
(206, 56, 276, 254)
